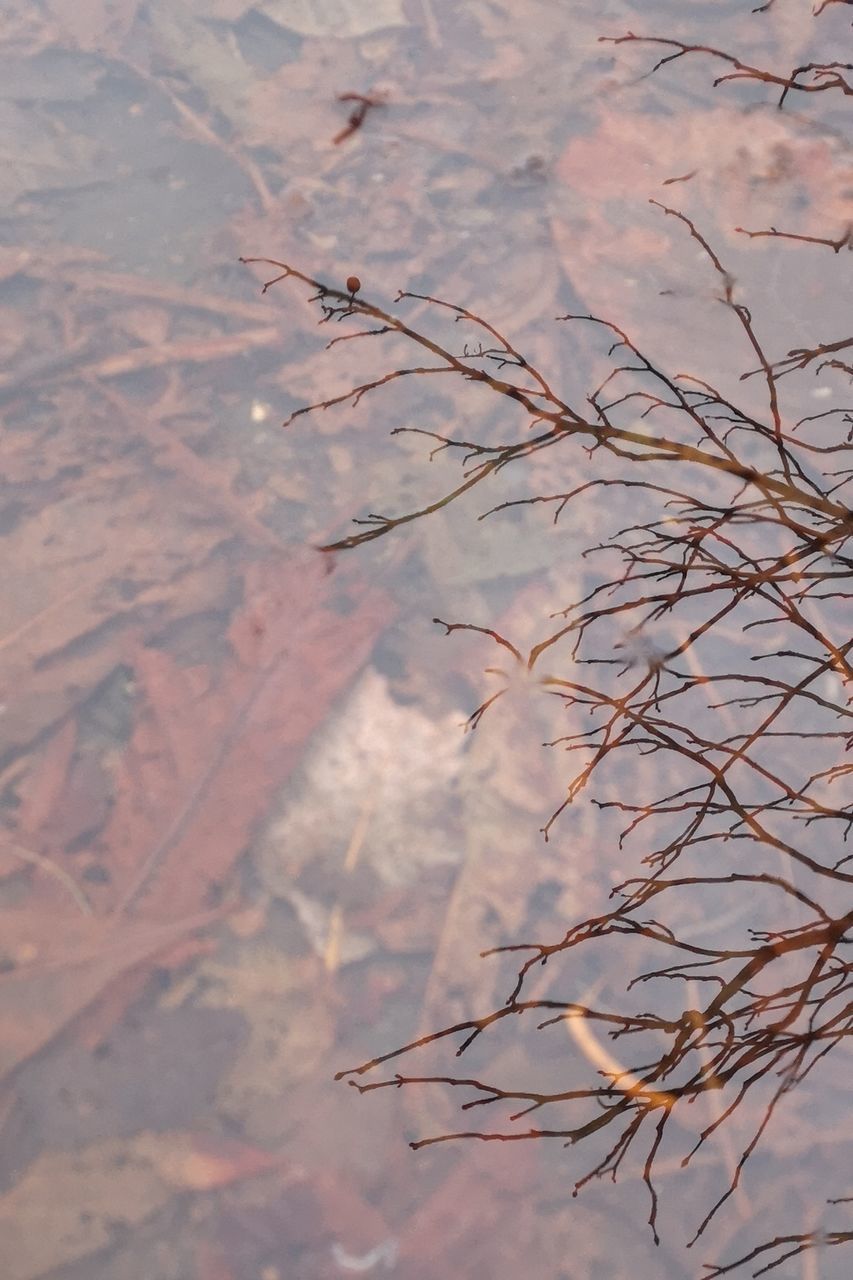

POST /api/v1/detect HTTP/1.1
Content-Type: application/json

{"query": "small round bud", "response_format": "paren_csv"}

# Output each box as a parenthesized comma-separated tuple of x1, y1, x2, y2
(346, 275, 361, 295)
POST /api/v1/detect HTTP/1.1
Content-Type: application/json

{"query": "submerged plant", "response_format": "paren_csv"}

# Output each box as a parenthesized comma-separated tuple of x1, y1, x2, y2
(243, 9, 851, 1274)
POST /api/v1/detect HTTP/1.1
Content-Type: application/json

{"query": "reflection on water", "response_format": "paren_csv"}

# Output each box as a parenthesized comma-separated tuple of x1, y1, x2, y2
(0, 1, 850, 1277)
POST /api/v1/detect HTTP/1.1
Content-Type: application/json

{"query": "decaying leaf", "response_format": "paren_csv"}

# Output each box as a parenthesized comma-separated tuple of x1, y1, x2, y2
(551, 103, 851, 386)
(0, 1130, 278, 1280)
(258, 665, 467, 897)
(99, 553, 394, 918)
(194, 943, 337, 1140)
(0, 907, 219, 1087)
(259, 0, 407, 39)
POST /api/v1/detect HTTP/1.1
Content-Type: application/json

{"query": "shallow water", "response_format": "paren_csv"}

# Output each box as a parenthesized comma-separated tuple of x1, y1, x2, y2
(0, 2, 850, 1277)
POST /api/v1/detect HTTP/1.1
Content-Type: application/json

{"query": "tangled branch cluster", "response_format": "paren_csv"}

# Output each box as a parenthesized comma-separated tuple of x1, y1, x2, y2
(245, 206, 851, 1269)
(243, 11, 851, 1276)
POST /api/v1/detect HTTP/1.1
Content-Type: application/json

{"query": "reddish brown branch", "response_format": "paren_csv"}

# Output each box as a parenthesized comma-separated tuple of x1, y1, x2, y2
(599, 33, 853, 106)
(736, 224, 853, 253)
